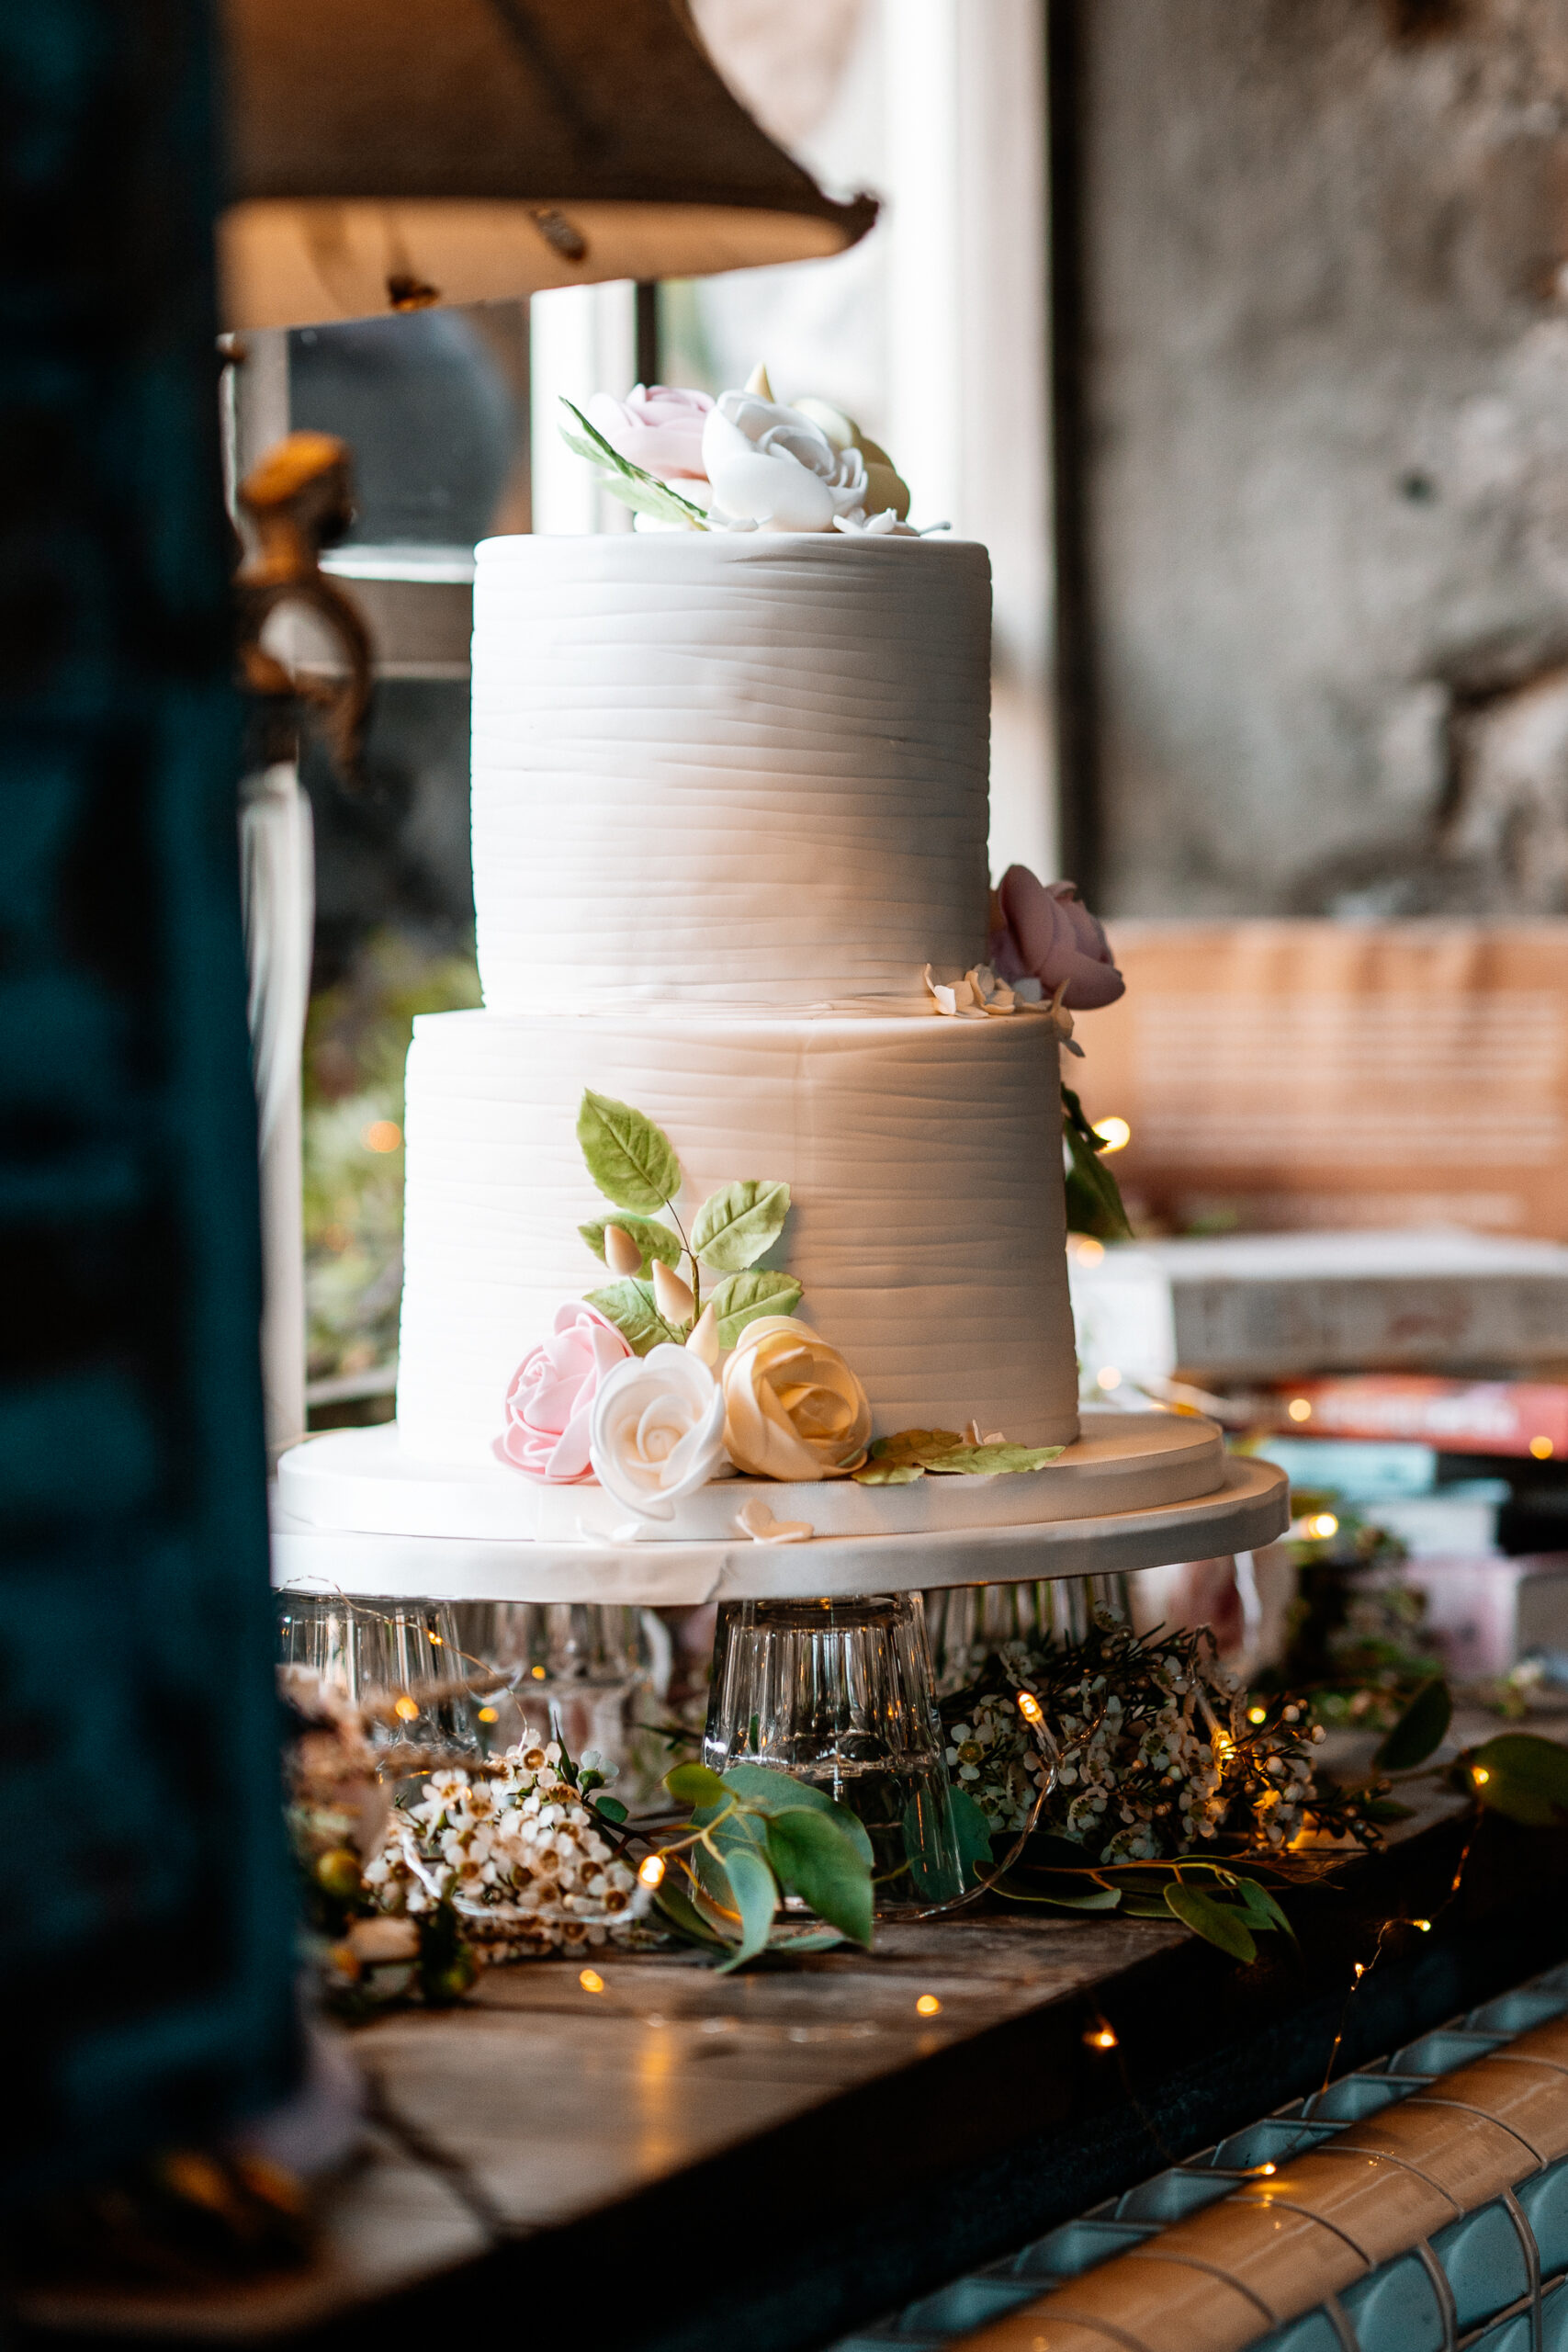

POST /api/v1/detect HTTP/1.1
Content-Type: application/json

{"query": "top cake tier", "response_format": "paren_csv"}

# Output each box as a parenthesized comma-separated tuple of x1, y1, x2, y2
(470, 533, 992, 1010)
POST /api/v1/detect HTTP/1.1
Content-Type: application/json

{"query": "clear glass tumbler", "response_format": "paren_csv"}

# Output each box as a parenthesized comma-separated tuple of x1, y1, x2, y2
(924, 1572, 1132, 1692)
(276, 1593, 480, 1766)
(449, 1600, 670, 1808)
(702, 1592, 964, 1913)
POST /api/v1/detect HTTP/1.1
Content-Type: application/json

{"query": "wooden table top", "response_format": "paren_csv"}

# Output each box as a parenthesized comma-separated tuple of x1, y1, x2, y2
(15, 1776, 1568, 2352)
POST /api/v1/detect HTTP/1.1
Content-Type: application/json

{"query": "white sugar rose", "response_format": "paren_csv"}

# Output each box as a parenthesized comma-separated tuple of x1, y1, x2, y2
(589, 1344, 726, 1522)
(721, 1316, 872, 1481)
(702, 391, 869, 533)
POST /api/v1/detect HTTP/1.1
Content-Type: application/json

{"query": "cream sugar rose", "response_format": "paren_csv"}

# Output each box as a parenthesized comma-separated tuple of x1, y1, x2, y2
(393, 368, 1127, 1528)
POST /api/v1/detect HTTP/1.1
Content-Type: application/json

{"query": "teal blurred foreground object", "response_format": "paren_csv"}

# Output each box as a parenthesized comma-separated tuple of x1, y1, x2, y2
(0, 0, 298, 2199)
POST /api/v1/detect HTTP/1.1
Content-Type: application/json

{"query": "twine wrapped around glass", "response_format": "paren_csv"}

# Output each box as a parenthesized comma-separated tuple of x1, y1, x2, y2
(701, 1592, 965, 1914)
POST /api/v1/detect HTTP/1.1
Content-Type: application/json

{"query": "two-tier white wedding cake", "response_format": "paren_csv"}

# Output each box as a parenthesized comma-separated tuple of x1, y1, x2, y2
(275, 378, 1276, 1579)
(395, 528, 1081, 1469)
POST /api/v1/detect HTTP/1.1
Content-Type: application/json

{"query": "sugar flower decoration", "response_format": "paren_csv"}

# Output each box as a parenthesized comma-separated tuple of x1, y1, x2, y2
(588, 1344, 727, 1523)
(736, 1498, 815, 1544)
(987, 867, 1125, 1012)
(721, 1315, 872, 1482)
(584, 384, 713, 486)
(702, 389, 870, 533)
(499, 1302, 634, 1483)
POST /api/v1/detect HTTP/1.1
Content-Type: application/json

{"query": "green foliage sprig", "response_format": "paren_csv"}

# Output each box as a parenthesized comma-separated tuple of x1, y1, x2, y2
(575, 1090, 799, 1350)
(650, 1760, 874, 1968)
(854, 1427, 1065, 1487)
(1062, 1082, 1133, 1241)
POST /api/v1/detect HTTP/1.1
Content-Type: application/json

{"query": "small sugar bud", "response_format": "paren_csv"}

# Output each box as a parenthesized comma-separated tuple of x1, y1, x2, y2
(686, 1300, 719, 1364)
(604, 1225, 643, 1276)
(653, 1259, 694, 1323)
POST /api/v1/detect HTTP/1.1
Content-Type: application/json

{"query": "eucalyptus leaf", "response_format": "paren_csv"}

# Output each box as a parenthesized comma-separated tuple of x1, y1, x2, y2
(716, 1765, 874, 1866)
(666, 1759, 728, 1810)
(923, 1443, 1066, 1476)
(691, 1180, 792, 1272)
(763, 1921, 850, 1954)
(763, 1809, 874, 1949)
(578, 1215, 683, 1275)
(577, 1090, 682, 1214)
(852, 1460, 925, 1487)
(992, 1875, 1122, 1913)
(1061, 1082, 1134, 1243)
(1231, 1873, 1297, 1946)
(592, 1796, 629, 1826)
(947, 1786, 997, 1886)
(584, 1278, 683, 1355)
(712, 1843, 779, 1972)
(1373, 1676, 1453, 1772)
(1468, 1733, 1568, 1826)
(709, 1270, 803, 1348)
(653, 1879, 728, 1950)
(1164, 1881, 1258, 1962)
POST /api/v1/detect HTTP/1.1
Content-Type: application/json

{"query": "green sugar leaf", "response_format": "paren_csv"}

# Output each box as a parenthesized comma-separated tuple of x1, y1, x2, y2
(852, 1460, 925, 1486)
(559, 401, 712, 531)
(691, 1180, 792, 1272)
(577, 1090, 682, 1214)
(578, 1215, 683, 1276)
(923, 1443, 1066, 1476)
(709, 1270, 803, 1348)
(866, 1430, 1061, 1476)
(870, 1429, 964, 1467)
(584, 1278, 683, 1355)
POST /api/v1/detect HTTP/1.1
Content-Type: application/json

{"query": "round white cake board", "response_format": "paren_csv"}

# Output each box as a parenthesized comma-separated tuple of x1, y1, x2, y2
(270, 1411, 1290, 1606)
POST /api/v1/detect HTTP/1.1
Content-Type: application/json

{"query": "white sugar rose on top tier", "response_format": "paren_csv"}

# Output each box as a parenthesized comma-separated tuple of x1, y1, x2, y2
(701, 390, 871, 533)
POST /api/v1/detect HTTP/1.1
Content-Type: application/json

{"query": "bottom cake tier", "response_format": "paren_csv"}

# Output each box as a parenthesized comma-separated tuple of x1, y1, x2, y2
(396, 1005, 1080, 1465)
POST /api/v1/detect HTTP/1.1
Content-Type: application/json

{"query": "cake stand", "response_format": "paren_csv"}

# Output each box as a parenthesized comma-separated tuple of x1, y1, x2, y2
(273, 1410, 1288, 1908)
(271, 1408, 1289, 1606)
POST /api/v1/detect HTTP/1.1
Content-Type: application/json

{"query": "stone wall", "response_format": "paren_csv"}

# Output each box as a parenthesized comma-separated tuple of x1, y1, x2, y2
(1078, 0, 1568, 916)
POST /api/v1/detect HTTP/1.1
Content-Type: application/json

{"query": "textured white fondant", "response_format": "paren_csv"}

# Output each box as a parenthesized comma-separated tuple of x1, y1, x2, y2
(469, 532, 992, 1011)
(395, 1008, 1080, 1464)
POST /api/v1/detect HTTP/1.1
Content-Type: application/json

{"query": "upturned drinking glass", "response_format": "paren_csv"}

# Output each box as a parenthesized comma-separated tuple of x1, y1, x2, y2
(923, 1573, 1132, 1692)
(702, 1592, 964, 1914)
(276, 1593, 480, 1764)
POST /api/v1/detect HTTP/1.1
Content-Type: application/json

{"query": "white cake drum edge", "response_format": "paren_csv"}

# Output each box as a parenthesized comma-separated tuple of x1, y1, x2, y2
(268, 1410, 1292, 1606)
(280, 1409, 1224, 1543)
(269, 1453, 1291, 1607)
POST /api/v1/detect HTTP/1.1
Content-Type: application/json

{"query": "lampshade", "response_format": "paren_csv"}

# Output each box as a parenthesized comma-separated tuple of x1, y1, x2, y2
(217, 0, 879, 331)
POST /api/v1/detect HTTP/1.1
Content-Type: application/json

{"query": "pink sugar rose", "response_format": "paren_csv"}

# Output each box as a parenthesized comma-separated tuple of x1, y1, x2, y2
(499, 1303, 634, 1483)
(987, 866, 1125, 1011)
(585, 384, 714, 481)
